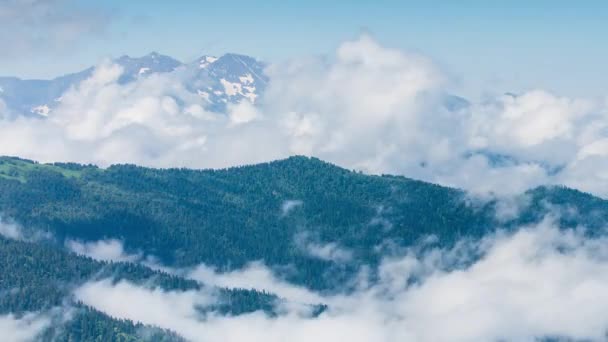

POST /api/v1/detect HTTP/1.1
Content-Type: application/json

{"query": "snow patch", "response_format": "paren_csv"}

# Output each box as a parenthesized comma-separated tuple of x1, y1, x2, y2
(220, 78, 257, 103)
(220, 79, 242, 96)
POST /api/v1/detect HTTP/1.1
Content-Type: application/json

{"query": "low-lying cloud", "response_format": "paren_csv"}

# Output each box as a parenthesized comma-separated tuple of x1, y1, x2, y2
(71, 218, 608, 342)
(0, 220, 23, 240)
(0, 312, 51, 342)
(66, 238, 142, 263)
(74, 279, 215, 337)
(280, 200, 303, 216)
(294, 232, 353, 263)
(0, 216, 51, 242)
(187, 262, 323, 304)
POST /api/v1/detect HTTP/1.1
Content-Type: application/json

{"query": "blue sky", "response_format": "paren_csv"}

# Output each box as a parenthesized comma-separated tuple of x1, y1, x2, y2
(2, 0, 607, 98)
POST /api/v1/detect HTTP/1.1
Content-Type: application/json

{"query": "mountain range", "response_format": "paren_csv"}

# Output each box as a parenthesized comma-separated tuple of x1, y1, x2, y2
(0, 52, 268, 117)
(0, 51, 470, 120)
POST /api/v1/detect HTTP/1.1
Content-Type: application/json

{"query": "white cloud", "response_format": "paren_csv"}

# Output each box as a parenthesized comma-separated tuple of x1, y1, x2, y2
(371, 219, 608, 341)
(187, 262, 322, 304)
(302, 242, 353, 263)
(469, 91, 591, 151)
(0, 61, 285, 169)
(73, 218, 608, 342)
(492, 193, 533, 223)
(1, 35, 608, 197)
(294, 232, 353, 263)
(0, 217, 51, 242)
(74, 279, 214, 341)
(227, 101, 260, 126)
(0, 312, 51, 342)
(66, 239, 142, 263)
(263, 34, 446, 173)
(281, 200, 303, 216)
(0, 221, 23, 240)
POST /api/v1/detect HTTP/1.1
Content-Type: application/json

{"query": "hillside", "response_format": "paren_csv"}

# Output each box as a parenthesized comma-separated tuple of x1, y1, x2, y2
(1, 156, 607, 340)
(2, 156, 606, 286)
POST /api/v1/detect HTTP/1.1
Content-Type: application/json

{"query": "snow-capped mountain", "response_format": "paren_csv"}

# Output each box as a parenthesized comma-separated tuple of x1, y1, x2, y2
(185, 53, 268, 112)
(0, 52, 266, 117)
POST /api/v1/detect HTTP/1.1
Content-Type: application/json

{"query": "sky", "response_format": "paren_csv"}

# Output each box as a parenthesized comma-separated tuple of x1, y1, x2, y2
(1, 0, 607, 98)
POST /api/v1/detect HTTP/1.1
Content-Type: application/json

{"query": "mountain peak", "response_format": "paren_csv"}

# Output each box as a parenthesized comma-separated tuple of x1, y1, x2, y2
(110, 53, 183, 83)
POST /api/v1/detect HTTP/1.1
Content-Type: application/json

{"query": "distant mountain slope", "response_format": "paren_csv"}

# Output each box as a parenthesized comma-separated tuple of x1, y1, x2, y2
(183, 52, 268, 112)
(0, 52, 183, 118)
(0, 71, 89, 117)
(0, 51, 267, 117)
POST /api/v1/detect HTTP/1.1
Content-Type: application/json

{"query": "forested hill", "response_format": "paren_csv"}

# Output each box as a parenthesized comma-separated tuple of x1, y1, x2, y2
(0, 155, 607, 340)
(1, 155, 607, 286)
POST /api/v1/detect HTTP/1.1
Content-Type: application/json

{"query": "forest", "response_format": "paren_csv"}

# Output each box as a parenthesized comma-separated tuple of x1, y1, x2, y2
(0, 155, 606, 340)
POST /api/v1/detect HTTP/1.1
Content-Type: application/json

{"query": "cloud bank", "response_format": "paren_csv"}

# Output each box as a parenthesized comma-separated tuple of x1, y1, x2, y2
(0, 312, 51, 342)
(187, 262, 323, 304)
(72, 218, 608, 342)
(1, 35, 608, 197)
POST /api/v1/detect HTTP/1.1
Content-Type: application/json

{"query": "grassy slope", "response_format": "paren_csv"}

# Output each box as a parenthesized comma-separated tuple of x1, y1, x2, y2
(0, 157, 86, 182)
